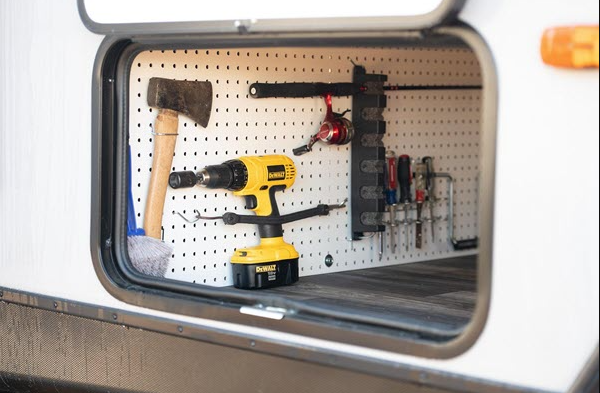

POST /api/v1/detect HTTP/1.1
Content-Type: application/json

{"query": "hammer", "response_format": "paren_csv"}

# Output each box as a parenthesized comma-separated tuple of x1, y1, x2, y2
(144, 77, 213, 239)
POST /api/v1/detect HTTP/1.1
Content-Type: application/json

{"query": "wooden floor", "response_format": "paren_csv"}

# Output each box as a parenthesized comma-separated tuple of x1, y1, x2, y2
(265, 255, 477, 331)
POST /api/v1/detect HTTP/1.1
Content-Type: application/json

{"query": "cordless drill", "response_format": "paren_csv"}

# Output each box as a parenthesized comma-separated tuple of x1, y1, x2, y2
(169, 155, 300, 289)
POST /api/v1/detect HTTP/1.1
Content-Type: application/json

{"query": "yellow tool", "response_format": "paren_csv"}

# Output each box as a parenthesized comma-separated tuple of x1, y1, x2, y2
(169, 155, 345, 289)
(227, 156, 299, 289)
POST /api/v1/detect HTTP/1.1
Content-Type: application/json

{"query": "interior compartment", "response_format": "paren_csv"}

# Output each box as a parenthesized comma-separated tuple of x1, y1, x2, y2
(123, 37, 485, 339)
(268, 255, 476, 332)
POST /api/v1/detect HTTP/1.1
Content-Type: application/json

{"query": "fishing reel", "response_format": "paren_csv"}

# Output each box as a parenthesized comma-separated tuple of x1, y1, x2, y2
(292, 94, 354, 156)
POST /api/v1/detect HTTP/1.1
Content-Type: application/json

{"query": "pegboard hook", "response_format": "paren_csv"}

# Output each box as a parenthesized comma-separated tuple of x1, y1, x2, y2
(173, 210, 222, 223)
(330, 198, 348, 210)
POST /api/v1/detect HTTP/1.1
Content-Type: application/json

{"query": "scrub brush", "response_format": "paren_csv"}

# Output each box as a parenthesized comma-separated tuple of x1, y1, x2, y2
(127, 147, 172, 277)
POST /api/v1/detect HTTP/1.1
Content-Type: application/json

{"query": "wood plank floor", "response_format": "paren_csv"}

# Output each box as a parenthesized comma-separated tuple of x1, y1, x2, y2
(264, 255, 477, 330)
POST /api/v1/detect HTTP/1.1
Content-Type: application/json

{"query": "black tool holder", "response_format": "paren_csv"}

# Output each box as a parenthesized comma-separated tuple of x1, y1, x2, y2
(350, 66, 387, 239)
(220, 204, 340, 226)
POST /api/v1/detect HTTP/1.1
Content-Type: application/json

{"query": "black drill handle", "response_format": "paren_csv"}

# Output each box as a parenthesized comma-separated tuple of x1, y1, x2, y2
(249, 82, 363, 98)
(222, 204, 331, 225)
(452, 238, 479, 250)
(398, 155, 412, 203)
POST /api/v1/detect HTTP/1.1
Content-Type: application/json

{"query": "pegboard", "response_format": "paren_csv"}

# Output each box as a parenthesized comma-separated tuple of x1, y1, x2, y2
(128, 46, 481, 286)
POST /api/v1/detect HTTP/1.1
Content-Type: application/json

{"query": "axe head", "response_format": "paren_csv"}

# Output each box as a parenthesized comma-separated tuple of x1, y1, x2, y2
(147, 77, 213, 128)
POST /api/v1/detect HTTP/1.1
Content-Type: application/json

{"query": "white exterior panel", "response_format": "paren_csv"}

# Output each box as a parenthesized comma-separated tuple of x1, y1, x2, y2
(1, 0, 597, 391)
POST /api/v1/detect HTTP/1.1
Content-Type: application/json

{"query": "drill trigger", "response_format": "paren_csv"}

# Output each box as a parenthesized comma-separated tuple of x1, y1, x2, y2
(244, 195, 258, 210)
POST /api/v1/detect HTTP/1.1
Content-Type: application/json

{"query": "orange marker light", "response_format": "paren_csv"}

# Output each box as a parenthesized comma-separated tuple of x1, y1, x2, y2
(541, 25, 599, 68)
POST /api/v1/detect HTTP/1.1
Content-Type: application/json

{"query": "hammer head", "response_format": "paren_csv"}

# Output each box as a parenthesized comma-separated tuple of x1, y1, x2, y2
(147, 77, 213, 128)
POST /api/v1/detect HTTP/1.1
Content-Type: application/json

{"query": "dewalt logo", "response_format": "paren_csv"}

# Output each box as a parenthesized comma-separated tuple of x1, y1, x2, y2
(256, 265, 277, 273)
(268, 171, 285, 180)
(267, 165, 286, 181)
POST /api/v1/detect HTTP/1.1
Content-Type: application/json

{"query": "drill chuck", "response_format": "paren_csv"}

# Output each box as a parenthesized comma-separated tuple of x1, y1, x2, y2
(197, 161, 246, 190)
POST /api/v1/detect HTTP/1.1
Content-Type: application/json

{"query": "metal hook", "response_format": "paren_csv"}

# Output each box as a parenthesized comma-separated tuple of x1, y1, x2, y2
(330, 198, 348, 210)
(334, 109, 351, 118)
(173, 210, 222, 223)
(344, 230, 374, 252)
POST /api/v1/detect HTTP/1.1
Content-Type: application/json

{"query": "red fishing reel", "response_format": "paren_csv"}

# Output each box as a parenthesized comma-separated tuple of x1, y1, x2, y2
(293, 94, 354, 156)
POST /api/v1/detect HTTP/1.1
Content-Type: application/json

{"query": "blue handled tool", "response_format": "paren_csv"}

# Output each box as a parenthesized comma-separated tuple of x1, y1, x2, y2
(384, 151, 398, 255)
(127, 145, 172, 277)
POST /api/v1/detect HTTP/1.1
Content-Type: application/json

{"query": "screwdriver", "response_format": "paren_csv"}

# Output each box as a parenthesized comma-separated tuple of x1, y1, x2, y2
(398, 155, 412, 251)
(423, 156, 436, 242)
(414, 163, 427, 249)
(385, 151, 398, 254)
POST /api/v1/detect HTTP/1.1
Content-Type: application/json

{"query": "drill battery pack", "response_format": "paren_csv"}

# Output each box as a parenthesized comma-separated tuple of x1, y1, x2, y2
(232, 258, 299, 289)
(230, 236, 299, 289)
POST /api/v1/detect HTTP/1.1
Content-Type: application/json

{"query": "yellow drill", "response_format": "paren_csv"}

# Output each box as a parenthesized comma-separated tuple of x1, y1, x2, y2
(169, 155, 300, 289)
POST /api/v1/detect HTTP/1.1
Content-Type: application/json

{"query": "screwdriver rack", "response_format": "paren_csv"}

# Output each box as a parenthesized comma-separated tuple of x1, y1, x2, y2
(385, 202, 447, 228)
(381, 199, 455, 251)
(128, 46, 481, 287)
(350, 65, 387, 239)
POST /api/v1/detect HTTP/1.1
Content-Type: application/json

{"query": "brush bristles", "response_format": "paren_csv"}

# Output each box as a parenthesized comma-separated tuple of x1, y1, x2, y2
(127, 235, 173, 277)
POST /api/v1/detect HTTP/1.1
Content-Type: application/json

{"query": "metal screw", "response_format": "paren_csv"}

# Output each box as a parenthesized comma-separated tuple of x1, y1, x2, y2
(324, 254, 333, 267)
(112, 313, 118, 320)
(177, 326, 183, 333)
(0, 290, 4, 298)
(53, 302, 58, 308)
(250, 340, 256, 347)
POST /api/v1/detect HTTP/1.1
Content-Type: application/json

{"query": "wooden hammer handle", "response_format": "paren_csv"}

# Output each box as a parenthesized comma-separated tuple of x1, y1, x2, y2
(143, 109, 178, 239)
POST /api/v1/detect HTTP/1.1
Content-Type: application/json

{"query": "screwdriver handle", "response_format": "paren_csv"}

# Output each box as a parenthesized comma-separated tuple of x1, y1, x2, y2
(414, 163, 427, 193)
(422, 157, 436, 242)
(385, 151, 398, 205)
(398, 155, 412, 204)
(423, 156, 435, 200)
(385, 153, 398, 191)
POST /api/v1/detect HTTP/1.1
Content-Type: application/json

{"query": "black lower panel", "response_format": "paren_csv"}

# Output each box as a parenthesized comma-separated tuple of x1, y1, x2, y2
(0, 301, 447, 393)
(263, 256, 477, 330)
(0, 268, 549, 393)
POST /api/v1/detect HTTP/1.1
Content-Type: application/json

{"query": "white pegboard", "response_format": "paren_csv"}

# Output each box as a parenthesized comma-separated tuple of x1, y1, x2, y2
(128, 46, 481, 286)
